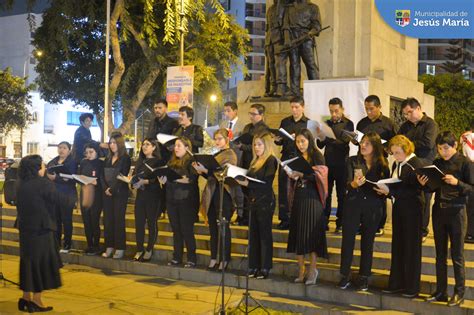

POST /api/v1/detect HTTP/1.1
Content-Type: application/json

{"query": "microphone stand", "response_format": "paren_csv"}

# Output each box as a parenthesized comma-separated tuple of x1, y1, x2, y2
(214, 165, 229, 315)
(234, 194, 268, 314)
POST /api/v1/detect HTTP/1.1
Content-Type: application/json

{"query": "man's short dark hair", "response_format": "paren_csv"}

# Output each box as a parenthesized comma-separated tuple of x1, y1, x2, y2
(224, 101, 238, 111)
(436, 131, 457, 147)
(329, 97, 343, 107)
(179, 106, 194, 121)
(289, 96, 305, 106)
(364, 95, 381, 107)
(79, 113, 94, 123)
(155, 98, 168, 107)
(401, 97, 421, 110)
(250, 103, 265, 115)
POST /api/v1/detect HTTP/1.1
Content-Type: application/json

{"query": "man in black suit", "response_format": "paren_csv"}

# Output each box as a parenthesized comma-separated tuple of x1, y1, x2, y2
(317, 98, 354, 233)
(398, 97, 439, 241)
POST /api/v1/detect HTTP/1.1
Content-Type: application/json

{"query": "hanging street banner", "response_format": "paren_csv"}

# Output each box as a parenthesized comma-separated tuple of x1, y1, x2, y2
(166, 66, 194, 111)
(375, 0, 473, 38)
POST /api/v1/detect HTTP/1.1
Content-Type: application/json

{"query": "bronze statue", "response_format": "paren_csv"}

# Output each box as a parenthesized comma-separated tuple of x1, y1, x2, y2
(265, 0, 323, 98)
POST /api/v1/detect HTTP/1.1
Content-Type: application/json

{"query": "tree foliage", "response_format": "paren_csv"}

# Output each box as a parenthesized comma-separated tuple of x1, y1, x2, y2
(420, 73, 474, 138)
(32, 0, 249, 134)
(0, 68, 33, 133)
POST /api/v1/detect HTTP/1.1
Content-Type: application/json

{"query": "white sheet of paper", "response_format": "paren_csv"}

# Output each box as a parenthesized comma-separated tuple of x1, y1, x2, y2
(156, 133, 178, 145)
(279, 128, 295, 141)
(225, 163, 265, 183)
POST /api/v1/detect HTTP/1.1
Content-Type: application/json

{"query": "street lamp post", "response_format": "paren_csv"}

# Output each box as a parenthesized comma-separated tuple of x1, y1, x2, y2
(103, 0, 111, 142)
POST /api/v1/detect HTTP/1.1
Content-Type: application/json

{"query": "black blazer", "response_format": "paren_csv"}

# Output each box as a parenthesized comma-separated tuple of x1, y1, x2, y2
(389, 156, 425, 203)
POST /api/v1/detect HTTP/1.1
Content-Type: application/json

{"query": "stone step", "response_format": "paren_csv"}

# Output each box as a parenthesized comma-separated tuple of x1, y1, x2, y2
(4, 212, 474, 282)
(3, 229, 474, 301)
(5, 206, 472, 261)
(1, 240, 472, 315)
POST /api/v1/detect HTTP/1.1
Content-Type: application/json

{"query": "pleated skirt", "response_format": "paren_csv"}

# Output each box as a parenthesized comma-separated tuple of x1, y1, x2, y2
(287, 184, 328, 257)
(19, 230, 62, 292)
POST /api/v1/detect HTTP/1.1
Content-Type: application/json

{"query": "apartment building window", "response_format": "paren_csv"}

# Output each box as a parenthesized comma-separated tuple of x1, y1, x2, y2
(219, 0, 230, 11)
(426, 65, 436, 75)
(13, 142, 21, 158)
(27, 142, 39, 155)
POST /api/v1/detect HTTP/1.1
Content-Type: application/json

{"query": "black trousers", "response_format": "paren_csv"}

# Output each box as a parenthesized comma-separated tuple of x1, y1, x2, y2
(340, 197, 383, 277)
(466, 191, 474, 237)
(55, 193, 76, 247)
(167, 200, 197, 263)
(377, 201, 387, 230)
(388, 200, 422, 294)
(249, 199, 274, 270)
(324, 164, 346, 228)
(432, 205, 466, 295)
(80, 201, 102, 249)
(422, 192, 433, 236)
(103, 192, 128, 250)
(134, 190, 160, 252)
(208, 190, 233, 262)
(278, 166, 289, 223)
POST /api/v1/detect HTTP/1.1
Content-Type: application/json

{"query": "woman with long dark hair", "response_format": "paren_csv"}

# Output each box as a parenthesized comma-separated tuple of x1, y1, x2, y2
(286, 129, 328, 285)
(236, 133, 277, 279)
(100, 131, 131, 259)
(132, 138, 163, 262)
(159, 137, 199, 267)
(46, 141, 78, 253)
(378, 135, 425, 298)
(78, 142, 104, 255)
(193, 128, 243, 271)
(338, 132, 390, 291)
(16, 155, 75, 312)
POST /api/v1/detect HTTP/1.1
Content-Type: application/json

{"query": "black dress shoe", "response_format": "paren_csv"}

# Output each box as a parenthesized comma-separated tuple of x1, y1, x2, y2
(247, 268, 258, 278)
(448, 293, 464, 306)
(18, 298, 30, 312)
(425, 291, 448, 302)
(256, 269, 270, 279)
(382, 288, 404, 294)
(29, 301, 53, 312)
(338, 276, 351, 289)
(402, 292, 419, 298)
(357, 276, 369, 292)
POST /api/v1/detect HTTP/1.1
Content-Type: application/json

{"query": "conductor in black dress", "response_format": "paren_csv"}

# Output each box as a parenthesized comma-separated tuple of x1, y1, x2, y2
(16, 155, 75, 312)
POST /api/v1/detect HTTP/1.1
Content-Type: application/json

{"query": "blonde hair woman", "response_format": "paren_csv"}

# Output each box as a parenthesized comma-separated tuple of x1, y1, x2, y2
(236, 133, 277, 279)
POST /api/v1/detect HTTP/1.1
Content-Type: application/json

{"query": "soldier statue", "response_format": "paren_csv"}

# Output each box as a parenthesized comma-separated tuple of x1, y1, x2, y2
(264, 0, 323, 98)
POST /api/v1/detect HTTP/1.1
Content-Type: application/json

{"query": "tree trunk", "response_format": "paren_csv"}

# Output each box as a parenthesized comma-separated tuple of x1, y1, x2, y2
(117, 66, 161, 134)
(107, 0, 126, 133)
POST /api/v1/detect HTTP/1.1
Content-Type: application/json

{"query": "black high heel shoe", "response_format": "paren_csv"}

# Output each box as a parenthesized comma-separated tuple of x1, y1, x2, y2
(18, 298, 30, 312)
(29, 301, 53, 312)
(207, 259, 218, 271)
(218, 261, 229, 271)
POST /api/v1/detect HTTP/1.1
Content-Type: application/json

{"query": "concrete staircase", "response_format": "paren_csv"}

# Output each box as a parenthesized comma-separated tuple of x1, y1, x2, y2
(2, 205, 474, 314)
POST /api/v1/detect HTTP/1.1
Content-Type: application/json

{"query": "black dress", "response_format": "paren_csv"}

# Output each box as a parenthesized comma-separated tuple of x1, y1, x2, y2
(16, 177, 74, 292)
(287, 151, 328, 257)
(387, 155, 425, 295)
